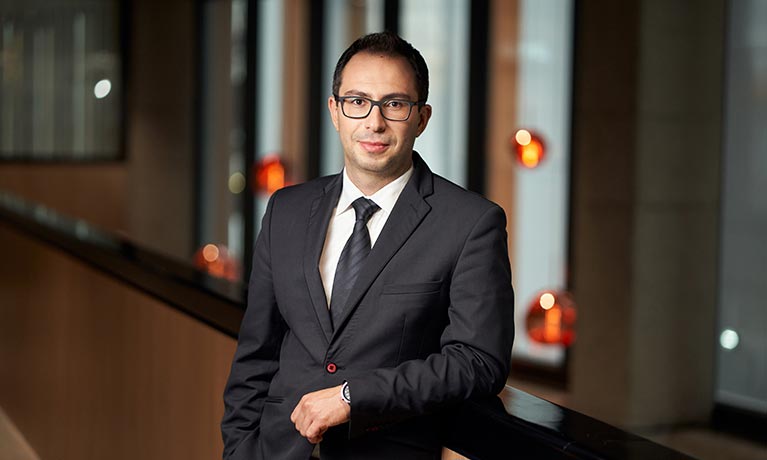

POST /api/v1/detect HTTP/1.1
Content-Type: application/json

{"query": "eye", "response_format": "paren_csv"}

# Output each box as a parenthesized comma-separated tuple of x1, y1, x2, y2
(348, 97, 368, 106)
(385, 100, 406, 110)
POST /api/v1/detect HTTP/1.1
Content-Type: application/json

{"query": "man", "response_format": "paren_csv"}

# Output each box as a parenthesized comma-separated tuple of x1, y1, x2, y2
(222, 32, 514, 460)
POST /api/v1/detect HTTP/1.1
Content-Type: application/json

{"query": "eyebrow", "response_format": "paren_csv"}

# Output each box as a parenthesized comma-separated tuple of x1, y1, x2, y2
(341, 90, 416, 100)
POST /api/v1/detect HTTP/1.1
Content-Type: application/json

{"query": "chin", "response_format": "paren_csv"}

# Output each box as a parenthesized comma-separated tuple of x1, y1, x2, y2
(356, 153, 390, 168)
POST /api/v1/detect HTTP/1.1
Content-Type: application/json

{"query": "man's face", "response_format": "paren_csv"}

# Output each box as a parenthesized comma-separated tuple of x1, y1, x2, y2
(328, 52, 431, 190)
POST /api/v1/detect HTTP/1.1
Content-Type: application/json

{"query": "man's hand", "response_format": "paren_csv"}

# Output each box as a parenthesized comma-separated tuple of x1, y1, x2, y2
(290, 385, 351, 444)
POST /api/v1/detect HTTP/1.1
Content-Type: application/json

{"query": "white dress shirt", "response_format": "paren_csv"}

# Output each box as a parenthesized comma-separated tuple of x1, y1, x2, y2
(319, 166, 414, 306)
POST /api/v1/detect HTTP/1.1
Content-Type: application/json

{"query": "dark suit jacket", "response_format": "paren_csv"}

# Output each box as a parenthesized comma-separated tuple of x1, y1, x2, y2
(222, 153, 514, 460)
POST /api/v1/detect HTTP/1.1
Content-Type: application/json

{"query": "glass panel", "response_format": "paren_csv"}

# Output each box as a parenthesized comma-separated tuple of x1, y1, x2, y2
(0, 0, 121, 160)
(716, 0, 767, 412)
(509, 0, 574, 367)
(400, 0, 469, 186)
(252, 0, 284, 224)
(197, 0, 249, 281)
(255, 0, 283, 161)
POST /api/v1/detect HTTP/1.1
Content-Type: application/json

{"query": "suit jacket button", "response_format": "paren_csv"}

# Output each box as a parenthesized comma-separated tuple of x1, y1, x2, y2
(326, 363, 337, 373)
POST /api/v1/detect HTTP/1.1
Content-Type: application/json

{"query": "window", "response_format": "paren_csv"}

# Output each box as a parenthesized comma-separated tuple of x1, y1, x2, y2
(0, 0, 123, 160)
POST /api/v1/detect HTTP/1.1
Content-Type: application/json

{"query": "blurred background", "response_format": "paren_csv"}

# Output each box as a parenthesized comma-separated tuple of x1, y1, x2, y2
(0, 0, 765, 459)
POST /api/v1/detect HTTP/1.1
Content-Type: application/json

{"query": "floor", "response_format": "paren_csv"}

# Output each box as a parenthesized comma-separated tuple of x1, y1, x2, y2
(644, 427, 767, 460)
(0, 407, 38, 460)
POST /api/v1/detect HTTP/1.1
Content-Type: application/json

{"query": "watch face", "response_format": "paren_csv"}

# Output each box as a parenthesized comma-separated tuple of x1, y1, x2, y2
(343, 385, 351, 400)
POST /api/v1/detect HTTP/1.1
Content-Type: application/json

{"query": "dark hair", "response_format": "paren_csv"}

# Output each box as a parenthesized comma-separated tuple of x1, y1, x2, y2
(332, 31, 429, 102)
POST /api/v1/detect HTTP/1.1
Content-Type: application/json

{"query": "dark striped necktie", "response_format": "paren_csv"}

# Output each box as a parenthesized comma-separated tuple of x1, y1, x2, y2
(330, 197, 380, 329)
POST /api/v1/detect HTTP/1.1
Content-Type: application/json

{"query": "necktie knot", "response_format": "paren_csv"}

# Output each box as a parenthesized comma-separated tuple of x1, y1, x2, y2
(351, 197, 380, 224)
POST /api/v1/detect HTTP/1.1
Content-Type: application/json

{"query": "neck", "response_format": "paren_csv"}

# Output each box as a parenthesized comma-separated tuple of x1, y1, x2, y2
(346, 161, 412, 196)
(349, 176, 391, 196)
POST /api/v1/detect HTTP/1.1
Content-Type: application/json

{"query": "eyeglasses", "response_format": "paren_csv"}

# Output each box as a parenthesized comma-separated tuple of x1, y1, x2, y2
(334, 95, 423, 122)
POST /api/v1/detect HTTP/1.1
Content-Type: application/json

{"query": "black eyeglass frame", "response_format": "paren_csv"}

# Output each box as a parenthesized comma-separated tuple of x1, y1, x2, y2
(333, 94, 426, 121)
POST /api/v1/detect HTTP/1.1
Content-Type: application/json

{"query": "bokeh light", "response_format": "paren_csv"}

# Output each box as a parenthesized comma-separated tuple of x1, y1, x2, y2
(229, 172, 246, 194)
(720, 329, 740, 350)
(254, 155, 286, 195)
(94, 79, 112, 99)
(526, 290, 577, 346)
(510, 129, 546, 169)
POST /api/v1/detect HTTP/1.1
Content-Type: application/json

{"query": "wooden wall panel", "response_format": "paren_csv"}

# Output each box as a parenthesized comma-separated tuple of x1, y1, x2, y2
(0, 226, 236, 460)
(486, 0, 520, 263)
(282, 0, 310, 183)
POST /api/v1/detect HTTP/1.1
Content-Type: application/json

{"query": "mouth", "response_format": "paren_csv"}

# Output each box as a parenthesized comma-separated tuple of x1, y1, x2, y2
(358, 140, 390, 154)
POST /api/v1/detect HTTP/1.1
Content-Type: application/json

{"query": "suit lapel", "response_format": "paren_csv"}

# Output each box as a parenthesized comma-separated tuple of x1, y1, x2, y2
(331, 154, 434, 337)
(303, 175, 342, 343)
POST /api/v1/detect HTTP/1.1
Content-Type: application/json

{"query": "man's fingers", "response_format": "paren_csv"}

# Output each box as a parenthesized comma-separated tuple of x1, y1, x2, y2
(289, 397, 304, 424)
(304, 420, 326, 444)
(296, 415, 326, 445)
(292, 398, 319, 439)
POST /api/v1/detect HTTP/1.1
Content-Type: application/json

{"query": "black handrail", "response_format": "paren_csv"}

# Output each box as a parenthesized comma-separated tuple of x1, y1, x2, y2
(0, 191, 693, 460)
(0, 191, 245, 338)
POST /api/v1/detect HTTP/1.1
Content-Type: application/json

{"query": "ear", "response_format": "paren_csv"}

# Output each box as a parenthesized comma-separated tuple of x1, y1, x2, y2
(415, 104, 432, 137)
(328, 96, 340, 131)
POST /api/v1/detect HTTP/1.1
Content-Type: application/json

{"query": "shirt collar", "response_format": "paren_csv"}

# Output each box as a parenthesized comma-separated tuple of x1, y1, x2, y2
(336, 166, 414, 216)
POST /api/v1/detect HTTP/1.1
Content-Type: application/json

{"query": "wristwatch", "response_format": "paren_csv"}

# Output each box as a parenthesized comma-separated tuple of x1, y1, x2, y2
(340, 381, 351, 405)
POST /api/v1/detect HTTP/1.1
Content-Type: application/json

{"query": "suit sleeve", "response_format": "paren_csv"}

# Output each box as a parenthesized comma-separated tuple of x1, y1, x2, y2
(346, 204, 514, 435)
(221, 195, 287, 459)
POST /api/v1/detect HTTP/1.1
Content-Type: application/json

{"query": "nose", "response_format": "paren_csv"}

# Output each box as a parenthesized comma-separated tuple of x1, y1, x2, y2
(365, 105, 386, 132)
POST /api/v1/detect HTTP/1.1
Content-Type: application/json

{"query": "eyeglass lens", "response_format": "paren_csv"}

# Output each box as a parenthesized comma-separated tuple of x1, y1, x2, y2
(341, 97, 413, 121)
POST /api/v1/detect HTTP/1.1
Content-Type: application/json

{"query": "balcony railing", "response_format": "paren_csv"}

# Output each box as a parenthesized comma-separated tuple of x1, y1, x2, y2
(0, 191, 694, 460)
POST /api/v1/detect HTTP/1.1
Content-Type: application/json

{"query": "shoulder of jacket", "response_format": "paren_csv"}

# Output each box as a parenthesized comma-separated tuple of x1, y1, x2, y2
(430, 174, 499, 212)
(271, 174, 338, 201)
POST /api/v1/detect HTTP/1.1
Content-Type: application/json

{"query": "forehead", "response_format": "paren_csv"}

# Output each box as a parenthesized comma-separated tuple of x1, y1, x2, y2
(338, 52, 418, 98)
